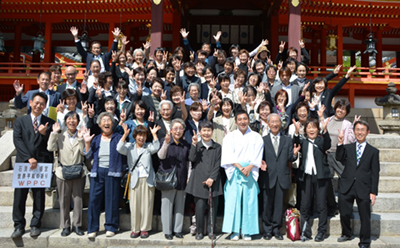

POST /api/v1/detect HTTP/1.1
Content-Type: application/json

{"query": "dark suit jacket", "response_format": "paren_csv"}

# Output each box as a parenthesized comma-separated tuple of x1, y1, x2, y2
(56, 81, 89, 108)
(294, 131, 331, 181)
(259, 133, 296, 190)
(13, 115, 54, 163)
(131, 93, 158, 121)
(316, 75, 348, 118)
(336, 143, 380, 200)
(14, 90, 61, 114)
(270, 83, 302, 106)
(75, 40, 118, 72)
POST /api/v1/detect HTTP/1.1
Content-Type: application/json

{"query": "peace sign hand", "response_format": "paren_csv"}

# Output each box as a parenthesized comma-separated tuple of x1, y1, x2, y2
(299, 39, 305, 48)
(160, 90, 167, 101)
(293, 144, 301, 156)
(88, 104, 95, 118)
(81, 101, 88, 116)
(165, 130, 171, 144)
(57, 99, 66, 113)
(189, 51, 195, 62)
(292, 119, 301, 135)
(279, 41, 286, 53)
(353, 115, 361, 124)
(337, 129, 345, 145)
(119, 108, 127, 123)
(148, 111, 155, 123)
(192, 130, 199, 146)
(79, 82, 87, 94)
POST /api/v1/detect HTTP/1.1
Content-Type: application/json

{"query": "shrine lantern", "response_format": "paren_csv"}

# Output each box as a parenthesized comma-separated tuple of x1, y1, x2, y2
(364, 33, 378, 56)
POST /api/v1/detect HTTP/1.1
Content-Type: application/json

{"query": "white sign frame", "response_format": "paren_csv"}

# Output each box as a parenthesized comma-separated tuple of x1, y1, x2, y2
(12, 163, 53, 188)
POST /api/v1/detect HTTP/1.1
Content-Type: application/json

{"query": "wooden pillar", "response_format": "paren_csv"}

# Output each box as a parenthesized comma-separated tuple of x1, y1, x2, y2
(13, 24, 22, 63)
(350, 51, 356, 66)
(311, 31, 318, 66)
(376, 29, 383, 68)
(320, 28, 327, 67)
(124, 25, 131, 51)
(288, 3, 301, 61)
(44, 21, 53, 63)
(270, 14, 279, 63)
(172, 8, 181, 49)
(108, 22, 115, 50)
(396, 52, 400, 68)
(150, 0, 164, 56)
(337, 25, 343, 65)
(349, 84, 355, 108)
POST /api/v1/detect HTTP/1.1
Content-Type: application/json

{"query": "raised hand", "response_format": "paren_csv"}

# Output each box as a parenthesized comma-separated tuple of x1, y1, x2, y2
(317, 104, 326, 119)
(88, 104, 95, 118)
(165, 130, 171, 144)
(119, 108, 127, 123)
(160, 90, 167, 101)
(70, 26, 79, 39)
(293, 144, 301, 156)
(277, 60, 283, 71)
(142, 41, 151, 51)
(192, 130, 199, 146)
(301, 82, 310, 97)
(261, 39, 269, 46)
(279, 41, 286, 53)
(353, 115, 361, 124)
(189, 51, 195, 62)
(38, 122, 49, 136)
(80, 82, 87, 94)
(201, 99, 209, 111)
(148, 111, 155, 123)
(81, 101, 88, 116)
(299, 39, 305, 48)
(345, 65, 357, 78)
(112, 50, 118, 62)
(234, 63, 239, 72)
(213, 31, 222, 42)
(260, 160, 267, 171)
(267, 55, 273, 65)
(292, 118, 301, 135)
(126, 67, 133, 78)
(57, 99, 66, 113)
(13, 80, 24, 96)
(162, 51, 168, 64)
(337, 129, 344, 145)
(334, 64, 342, 74)
(122, 123, 130, 138)
(321, 117, 329, 133)
(308, 100, 318, 109)
(121, 36, 129, 46)
(52, 122, 61, 133)
(77, 126, 87, 139)
(180, 28, 190, 39)
(83, 128, 95, 143)
(136, 86, 143, 96)
(112, 27, 121, 39)
(150, 124, 161, 136)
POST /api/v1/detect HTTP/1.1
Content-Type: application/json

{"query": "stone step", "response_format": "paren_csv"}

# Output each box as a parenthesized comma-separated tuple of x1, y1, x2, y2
(0, 229, 396, 248)
(378, 149, 400, 162)
(380, 162, 400, 176)
(332, 176, 400, 193)
(0, 206, 399, 237)
(367, 134, 400, 149)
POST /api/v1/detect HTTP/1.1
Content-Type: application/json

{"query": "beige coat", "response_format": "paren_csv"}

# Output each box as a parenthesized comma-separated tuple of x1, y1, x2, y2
(47, 131, 88, 180)
(212, 116, 237, 146)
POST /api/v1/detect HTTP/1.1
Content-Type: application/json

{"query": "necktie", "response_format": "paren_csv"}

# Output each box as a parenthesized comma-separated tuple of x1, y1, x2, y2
(273, 136, 279, 155)
(357, 144, 362, 165)
(33, 117, 38, 133)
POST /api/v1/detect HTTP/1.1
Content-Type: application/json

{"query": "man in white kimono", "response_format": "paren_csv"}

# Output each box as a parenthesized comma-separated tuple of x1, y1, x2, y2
(221, 110, 264, 241)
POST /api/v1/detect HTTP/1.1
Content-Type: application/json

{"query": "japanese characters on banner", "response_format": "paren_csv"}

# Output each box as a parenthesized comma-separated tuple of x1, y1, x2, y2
(12, 163, 53, 188)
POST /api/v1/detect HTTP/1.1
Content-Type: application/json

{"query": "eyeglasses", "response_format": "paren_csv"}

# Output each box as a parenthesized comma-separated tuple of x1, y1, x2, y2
(65, 73, 76, 76)
(172, 127, 184, 131)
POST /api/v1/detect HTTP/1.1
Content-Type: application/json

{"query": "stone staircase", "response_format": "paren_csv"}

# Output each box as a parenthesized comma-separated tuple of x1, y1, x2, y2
(0, 132, 399, 247)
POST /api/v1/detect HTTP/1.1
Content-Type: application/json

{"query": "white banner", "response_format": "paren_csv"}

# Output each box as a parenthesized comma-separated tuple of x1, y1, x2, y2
(12, 163, 53, 188)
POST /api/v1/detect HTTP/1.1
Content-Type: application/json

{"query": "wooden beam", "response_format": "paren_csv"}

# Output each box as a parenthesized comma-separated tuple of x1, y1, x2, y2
(150, 0, 164, 54)
(288, 3, 301, 61)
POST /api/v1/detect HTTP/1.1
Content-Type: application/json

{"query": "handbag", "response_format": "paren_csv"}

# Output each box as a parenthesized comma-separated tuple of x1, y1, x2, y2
(121, 153, 143, 200)
(61, 163, 83, 180)
(285, 208, 301, 241)
(155, 166, 177, 191)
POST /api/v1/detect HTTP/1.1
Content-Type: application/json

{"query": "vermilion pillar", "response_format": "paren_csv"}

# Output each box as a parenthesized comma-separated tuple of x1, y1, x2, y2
(337, 25, 343, 65)
(270, 14, 279, 63)
(376, 29, 382, 68)
(124, 25, 131, 51)
(320, 28, 327, 67)
(13, 24, 22, 63)
(108, 23, 115, 50)
(288, 3, 301, 61)
(172, 9, 181, 49)
(311, 31, 318, 66)
(44, 21, 53, 63)
(350, 51, 356, 66)
(150, 0, 164, 56)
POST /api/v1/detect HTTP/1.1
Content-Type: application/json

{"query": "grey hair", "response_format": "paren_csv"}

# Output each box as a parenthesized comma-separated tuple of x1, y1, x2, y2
(188, 83, 200, 96)
(133, 48, 145, 62)
(97, 112, 115, 125)
(159, 100, 173, 110)
(171, 118, 186, 130)
(267, 113, 281, 123)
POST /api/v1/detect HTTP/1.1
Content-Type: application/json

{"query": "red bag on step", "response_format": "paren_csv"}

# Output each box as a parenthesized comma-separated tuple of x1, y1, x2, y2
(285, 208, 301, 241)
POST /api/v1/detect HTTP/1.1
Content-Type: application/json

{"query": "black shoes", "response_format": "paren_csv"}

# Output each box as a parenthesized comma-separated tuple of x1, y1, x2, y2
(61, 227, 71, 237)
(11, 228, 25, 238)
(301, 234, 312, 242)
(164, 234, 173, 240)
(337, 235, 352, 242)
(208, 233, 216, 239)
(314, 232, 325, 242)
(263, 233, 273, 240)
(72, 226, 84, 236)
(174, 232, 184, 239)
(30, 227, 41, 237)
(274, 232, 283, 240)
(195, 233, 204, 240)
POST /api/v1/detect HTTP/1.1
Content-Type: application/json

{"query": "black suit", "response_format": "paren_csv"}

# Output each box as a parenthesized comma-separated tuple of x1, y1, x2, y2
(57, 82, 89, 109)
(294, 131, 331, 237)
(12, 114, 54, 229)
(336, 142, 380, 247)
(75, 40, 118, 72)
(260, 133, 296, 235)
(316, 75, 348, 118)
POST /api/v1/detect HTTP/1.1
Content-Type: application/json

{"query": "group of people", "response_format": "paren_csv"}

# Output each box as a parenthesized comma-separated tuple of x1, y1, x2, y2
(10, 26, 379, 248)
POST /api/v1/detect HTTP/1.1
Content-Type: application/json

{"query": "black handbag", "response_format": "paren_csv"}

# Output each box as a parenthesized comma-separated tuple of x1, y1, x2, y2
(61, 163, 83, 180)
(155, 166, 178, 191)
